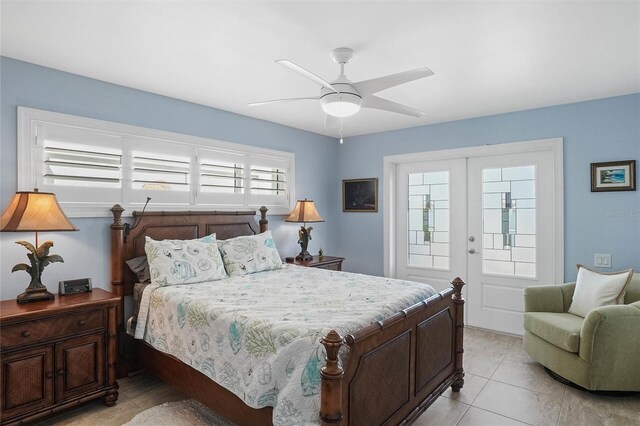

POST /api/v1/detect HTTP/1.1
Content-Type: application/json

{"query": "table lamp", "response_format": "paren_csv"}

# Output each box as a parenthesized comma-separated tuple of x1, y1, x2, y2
(1, 189, 78, 303)
(285, 198, 324, 261)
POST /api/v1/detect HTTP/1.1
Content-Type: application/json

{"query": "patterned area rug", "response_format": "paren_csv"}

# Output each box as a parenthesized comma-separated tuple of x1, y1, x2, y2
(124, 399, 236, 426)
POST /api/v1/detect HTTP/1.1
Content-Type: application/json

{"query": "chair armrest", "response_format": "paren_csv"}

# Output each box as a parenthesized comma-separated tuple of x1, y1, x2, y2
(524, 283, 574, 313)
(579, 302, 640, 389)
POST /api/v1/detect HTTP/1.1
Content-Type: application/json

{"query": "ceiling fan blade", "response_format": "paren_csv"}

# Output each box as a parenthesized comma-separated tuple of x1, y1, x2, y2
(354, 67, 434, 96)
(324, 114, 338, 129)
(276, 60, 338, 93)
(362, 95, 426, 117)
(248, 96, 320, 107)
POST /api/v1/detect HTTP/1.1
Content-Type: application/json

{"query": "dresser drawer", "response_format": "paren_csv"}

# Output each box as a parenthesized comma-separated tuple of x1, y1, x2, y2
(1, 310, 104, 350)
(315, 262, 341, 271)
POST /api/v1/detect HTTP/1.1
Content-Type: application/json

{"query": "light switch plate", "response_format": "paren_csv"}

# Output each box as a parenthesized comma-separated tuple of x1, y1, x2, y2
(594, 254, 612, 268)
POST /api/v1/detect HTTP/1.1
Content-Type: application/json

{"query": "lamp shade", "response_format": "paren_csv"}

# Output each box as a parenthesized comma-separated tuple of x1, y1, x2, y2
(1, 190, 78, 232)
(285, 199, 324, 223)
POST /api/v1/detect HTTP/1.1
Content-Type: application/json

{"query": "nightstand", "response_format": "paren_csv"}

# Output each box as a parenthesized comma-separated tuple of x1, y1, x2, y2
(287, 255, 345, 271)
(0, 289, 119, 425)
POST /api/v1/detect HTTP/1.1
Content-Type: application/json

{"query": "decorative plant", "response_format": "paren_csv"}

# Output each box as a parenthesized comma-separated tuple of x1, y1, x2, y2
(11, 240, 64, 292)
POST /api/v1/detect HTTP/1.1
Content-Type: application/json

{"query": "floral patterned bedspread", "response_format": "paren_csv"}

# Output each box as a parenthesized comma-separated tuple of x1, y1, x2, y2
(135, 264, 436, 425)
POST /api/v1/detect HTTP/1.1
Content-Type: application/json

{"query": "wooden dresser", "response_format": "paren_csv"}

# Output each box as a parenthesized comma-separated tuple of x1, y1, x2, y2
(0, 289, 119, 425)
(287, 255, 345, 271)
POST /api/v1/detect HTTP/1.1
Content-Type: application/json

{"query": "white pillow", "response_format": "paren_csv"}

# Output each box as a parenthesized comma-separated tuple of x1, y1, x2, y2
(145, 234, 227, 286)
(217, 231, 282, 276)
(567, 265, 633, 317)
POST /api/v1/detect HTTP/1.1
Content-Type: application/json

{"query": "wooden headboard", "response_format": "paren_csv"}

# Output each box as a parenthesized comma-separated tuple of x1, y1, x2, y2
(109, 204, 268, 328)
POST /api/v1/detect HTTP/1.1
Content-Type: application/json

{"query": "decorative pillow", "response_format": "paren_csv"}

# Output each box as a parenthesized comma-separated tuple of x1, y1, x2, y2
(126, 256, 151, 283)
(217, 231, 282, 276)
(567, 265, 634, 317)
(145, 234, 227, 286)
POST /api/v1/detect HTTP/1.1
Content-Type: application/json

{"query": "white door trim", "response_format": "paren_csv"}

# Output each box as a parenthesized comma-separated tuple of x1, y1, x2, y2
(383, 138, 564, 283)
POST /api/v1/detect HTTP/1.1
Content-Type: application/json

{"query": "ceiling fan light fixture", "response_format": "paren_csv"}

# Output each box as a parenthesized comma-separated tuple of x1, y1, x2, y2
(321, 92, 362, 117)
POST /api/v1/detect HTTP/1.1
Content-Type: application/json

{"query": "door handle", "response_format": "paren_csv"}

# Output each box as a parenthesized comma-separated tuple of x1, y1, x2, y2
(468, 248, 477, 254)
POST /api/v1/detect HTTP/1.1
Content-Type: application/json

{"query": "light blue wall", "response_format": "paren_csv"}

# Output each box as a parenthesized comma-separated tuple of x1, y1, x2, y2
(1, 57, 638, 298)
(336, 94, 640, 282)
(0, 57, 338, 299)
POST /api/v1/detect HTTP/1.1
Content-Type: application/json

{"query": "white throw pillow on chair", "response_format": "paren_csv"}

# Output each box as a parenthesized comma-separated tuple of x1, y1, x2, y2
(567, 265, 633, 317)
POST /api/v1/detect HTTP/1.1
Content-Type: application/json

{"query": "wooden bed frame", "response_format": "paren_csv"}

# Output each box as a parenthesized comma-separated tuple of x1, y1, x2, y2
(109, 204, 465, 425)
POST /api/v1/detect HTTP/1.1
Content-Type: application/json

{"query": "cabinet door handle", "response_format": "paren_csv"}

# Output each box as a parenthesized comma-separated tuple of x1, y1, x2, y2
(57, 369, 64, 376)
(45, 372, 53, 379)
(78, 319, 86, 326)
(21, 330, 31, 337)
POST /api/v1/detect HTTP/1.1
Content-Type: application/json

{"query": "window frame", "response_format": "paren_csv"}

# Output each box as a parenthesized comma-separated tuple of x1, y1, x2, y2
(17, 107, 295, 217)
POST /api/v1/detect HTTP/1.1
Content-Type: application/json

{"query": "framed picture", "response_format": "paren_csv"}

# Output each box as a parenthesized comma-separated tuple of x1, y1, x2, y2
(343, 178, 378, 212)
(591, 160, 636, 192)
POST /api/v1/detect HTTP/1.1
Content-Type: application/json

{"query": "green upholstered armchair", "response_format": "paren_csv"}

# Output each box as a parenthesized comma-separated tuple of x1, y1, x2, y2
(523, 273, 640, 391)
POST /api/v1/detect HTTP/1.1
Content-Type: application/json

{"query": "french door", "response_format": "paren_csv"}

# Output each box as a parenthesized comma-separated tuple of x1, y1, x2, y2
(392, 142, 562, 335)
(395, 159, 468, 295)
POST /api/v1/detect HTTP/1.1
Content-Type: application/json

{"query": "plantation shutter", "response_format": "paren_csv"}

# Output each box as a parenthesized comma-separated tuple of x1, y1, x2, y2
(36, 123, 123, 205)
(196, 149, 246, 206)
(248, 154, 289, 208)
(125, 136, 193, 206)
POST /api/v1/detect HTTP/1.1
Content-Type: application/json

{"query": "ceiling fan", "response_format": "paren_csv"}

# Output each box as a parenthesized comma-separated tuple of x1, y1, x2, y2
(249, 47, 434, 126)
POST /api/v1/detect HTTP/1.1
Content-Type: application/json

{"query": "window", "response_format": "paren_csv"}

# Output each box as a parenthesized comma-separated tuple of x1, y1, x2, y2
(407, 171, 450, 270)
(481, 165, 536, 277)
(18, 107, 295, 216)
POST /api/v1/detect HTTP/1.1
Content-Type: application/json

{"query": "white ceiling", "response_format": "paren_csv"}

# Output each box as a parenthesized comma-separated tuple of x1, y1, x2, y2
(1, 1, 639, 138)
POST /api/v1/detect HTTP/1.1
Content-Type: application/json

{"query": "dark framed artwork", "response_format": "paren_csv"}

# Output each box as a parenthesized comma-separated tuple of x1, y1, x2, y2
(590, 160, 636, 192)
(343, 178, 378, 212)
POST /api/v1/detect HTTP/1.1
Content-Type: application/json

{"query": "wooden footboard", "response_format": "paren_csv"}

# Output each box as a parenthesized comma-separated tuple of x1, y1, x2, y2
(320, 277, 465, 425)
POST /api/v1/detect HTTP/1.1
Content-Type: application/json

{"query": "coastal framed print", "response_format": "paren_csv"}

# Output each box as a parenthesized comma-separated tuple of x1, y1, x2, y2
(591, 160, 636, 192)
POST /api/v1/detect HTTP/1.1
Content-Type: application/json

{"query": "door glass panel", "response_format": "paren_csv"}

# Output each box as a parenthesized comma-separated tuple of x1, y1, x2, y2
(481, 166, 536, 277)
(407, 171, 450, 270)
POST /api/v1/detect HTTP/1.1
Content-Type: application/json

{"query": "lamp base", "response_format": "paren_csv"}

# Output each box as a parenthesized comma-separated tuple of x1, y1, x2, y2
(295, 250, 314, 261)
(17, 288, 55, 304)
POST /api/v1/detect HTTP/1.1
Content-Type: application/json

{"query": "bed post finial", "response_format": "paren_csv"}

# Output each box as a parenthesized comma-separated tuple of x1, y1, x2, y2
(452, 276, 464, 301)
(111, 204, 124, 225)
(320, 329, 344, 425)
(259, 206, 268, 233)
(451, 276, 465, 392)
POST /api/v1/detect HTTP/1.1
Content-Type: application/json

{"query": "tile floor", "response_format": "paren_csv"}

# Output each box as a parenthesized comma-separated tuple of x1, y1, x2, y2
(40, 327, 640, 426)
(413, 328, 640, 426)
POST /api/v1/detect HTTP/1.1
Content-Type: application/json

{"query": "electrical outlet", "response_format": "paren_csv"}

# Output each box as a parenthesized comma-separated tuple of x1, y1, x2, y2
(594, 254, 612, 268)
